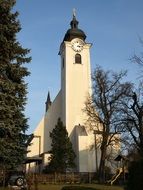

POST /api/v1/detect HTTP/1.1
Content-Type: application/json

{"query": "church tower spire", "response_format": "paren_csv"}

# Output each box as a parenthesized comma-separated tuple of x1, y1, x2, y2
(63, 10, 86, 42)
(45, 91, 51, 112)
(70, 8, 79, 29)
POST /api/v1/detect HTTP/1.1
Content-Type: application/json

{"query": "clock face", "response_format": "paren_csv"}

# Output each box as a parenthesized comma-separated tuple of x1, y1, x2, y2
(72, 40, 84, 52)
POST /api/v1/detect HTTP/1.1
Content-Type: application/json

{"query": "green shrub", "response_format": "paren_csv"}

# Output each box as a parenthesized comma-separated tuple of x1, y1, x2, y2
(125, 159, 143, 190)
(61, 186, 96, 190)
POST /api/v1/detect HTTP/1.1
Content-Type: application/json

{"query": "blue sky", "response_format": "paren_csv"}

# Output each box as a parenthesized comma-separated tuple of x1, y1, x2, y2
(15, 0, 143, 134)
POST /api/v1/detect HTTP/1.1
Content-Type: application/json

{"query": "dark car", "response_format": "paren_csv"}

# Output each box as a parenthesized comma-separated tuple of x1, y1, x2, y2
(8, 172, 27, 190)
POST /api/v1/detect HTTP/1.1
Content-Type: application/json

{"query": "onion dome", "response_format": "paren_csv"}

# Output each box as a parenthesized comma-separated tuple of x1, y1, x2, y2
(63, 12, 86, 41)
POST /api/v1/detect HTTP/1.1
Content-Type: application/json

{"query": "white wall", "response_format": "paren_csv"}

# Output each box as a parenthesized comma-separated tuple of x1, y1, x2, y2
(61, 40, 92, 135)
(27, 91, 62, 160)
(27, 117, 44, 157)
(43, 90, 62, 153)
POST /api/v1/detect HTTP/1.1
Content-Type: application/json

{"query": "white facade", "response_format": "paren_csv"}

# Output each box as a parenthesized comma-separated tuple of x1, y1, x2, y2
(26, 15, 98, 173)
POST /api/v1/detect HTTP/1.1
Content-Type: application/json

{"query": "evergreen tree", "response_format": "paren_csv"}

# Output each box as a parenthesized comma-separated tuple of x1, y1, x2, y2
(0, 0, 31, 169)
(44, 118, 76, 173)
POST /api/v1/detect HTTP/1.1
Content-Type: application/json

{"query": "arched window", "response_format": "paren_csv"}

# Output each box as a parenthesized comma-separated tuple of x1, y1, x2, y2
(75, 54, 81, 64)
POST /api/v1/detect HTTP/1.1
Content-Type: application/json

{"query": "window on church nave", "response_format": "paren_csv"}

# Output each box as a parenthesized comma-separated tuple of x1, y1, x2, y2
(75, 53, 81, 64)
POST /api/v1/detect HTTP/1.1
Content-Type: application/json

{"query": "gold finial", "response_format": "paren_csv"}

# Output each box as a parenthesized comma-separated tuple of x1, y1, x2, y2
(73, 8, 76, 17)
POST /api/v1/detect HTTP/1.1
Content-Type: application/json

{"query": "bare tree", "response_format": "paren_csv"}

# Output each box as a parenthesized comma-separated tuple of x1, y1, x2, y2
(85, 66, 132, 182)
(131, 37, 143, 79)
(127, 37, 143, 157)
(122, 87, 143, 158)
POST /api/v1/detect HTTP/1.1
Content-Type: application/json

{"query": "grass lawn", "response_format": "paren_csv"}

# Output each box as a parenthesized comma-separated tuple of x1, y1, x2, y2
(1, 184, 124, 190)
(31, 183, 124, 190)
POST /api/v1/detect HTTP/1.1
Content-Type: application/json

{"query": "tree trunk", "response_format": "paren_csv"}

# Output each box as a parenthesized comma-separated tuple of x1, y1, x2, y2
(98, 143, 107, 183)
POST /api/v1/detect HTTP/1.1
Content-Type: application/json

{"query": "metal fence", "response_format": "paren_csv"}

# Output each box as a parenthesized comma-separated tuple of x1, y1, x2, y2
(25, 172, 97, 184)
(0, 170, 97, 186)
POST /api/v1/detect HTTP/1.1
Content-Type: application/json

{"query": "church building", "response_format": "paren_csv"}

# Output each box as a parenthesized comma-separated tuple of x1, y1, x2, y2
(26, 13, 98, 173)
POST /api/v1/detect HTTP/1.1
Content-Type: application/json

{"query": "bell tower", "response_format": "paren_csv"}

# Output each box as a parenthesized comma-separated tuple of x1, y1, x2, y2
(59, 12, 92, 135)
(59, 12, 93, 171)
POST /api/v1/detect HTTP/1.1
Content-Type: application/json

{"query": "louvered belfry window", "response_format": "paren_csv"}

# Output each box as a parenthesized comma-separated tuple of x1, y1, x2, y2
(75, 54, 81, 64)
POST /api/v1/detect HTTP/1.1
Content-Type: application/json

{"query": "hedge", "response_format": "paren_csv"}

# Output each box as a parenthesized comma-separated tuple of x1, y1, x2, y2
(125, 159, 143, 190)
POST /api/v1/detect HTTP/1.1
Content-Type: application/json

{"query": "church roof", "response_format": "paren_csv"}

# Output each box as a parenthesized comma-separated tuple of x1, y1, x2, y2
(63, 13, 86, 41)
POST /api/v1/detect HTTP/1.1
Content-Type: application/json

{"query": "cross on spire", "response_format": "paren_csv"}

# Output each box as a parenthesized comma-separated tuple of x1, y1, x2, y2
(73, 8, 76, 18)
